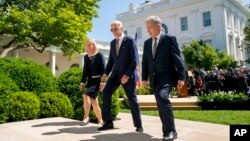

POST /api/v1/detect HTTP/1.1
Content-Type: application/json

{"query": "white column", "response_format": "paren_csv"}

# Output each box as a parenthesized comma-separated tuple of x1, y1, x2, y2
(11, 50, 19, 58)
(80, 53, 87, 68)
(232, 37, 237, 60)
(49, 48, 57, 75)
(138, 59, 142, 82)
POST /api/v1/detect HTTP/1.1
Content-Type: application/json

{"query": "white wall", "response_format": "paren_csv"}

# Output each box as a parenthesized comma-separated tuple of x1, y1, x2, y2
(116, 0, 250, 64)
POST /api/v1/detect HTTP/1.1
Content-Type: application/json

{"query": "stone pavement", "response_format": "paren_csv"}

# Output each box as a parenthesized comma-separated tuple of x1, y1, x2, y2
(0, 113, 229, 141)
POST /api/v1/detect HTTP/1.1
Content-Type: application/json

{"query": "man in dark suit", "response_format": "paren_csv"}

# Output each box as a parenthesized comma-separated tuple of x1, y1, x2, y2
(98, 20, 143, 132)
(142, 16, 186, 141)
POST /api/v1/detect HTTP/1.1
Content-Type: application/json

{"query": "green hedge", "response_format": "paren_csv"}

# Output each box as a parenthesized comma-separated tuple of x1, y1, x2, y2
(0, 95, 8, 123)
(0, 91, 40, 122)
(98, 90, 120, 121)
(39, 92, 73, 118)
(0, 57, 58, 94)
(198, 92, 249, 110)
(0, 71, 19, 95)
(57, 67, 83, 119)
(117, 86, 126, 97)
(136, 86, 152, 95)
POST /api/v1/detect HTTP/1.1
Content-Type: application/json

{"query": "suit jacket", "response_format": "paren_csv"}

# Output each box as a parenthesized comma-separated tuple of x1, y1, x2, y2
(105, 36, 139, 83)
(142, 34, 186, 88)
(81, 52, 105, 83)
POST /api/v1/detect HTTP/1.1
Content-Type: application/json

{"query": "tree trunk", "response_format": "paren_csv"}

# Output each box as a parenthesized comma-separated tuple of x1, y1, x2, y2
(0, 46, 15, 57)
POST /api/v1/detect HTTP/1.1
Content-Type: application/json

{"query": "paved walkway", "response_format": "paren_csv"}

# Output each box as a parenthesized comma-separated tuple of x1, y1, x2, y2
(0, 113, 229, 141)
(137, 95, 198, 103)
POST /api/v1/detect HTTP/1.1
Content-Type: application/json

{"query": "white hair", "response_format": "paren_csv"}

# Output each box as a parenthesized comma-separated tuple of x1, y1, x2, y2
(111, 20, 123, 28)
(146, 15, 162, 25)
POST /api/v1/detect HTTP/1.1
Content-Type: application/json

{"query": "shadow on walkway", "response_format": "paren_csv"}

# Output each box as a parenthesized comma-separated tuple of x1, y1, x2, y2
(80, 132, 162, 141)
(41, 126, 102, 135)
(31, 121, 162, 140)
(32, 121, 80, 127)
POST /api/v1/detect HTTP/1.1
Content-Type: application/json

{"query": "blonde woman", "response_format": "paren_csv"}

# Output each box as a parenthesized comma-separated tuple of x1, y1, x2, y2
(79, 38, 105, 126)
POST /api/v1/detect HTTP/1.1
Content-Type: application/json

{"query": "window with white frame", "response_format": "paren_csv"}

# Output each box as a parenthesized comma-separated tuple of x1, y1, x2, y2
(203, 11, 211, 27)
(235, 39, 241, 60)
(181, 16, 188, 31)
(136, 27, 142, 39)
(203, 39, 213, 46)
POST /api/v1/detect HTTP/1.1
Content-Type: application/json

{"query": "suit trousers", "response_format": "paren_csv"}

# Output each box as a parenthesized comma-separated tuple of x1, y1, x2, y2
(102, 76, 142, 128)
(153, 84, 176, 135)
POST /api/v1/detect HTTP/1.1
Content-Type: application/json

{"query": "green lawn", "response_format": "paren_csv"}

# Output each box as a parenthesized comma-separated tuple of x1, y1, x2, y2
(121, 109, 250, 125)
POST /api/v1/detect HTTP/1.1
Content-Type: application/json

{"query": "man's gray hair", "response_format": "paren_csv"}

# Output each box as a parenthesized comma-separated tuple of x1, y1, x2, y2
(146, 15, 162, 25)
(112, 20, 123, 28)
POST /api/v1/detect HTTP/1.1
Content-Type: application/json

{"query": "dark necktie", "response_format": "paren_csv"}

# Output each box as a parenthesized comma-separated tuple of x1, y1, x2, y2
(152, 38, 157, 58)
(116, 38, 120, 56)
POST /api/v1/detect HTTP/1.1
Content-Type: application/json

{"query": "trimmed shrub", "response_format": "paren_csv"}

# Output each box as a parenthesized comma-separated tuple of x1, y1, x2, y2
(198, 92, 249, 110)
(137, 86, 146, 95)
(57, 67, 83, 119)
(110, 90, 121, 119)
(136, 86, 153, 95)
(95, 88, 120, 120)
(0, 95, 8, 123)
(96, 90, 120, 121)
(39, 92, 73, 118)
(0, 57, 58, 94)
(0, 71, 19, 95)
(170, 87, 178, 97)
(118, 86, 126, 97)
(57, 68, 83, 99)
(0, 91, 40, 122)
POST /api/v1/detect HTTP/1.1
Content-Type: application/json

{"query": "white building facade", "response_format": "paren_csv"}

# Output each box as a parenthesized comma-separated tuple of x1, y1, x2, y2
(2, 0, 250, 76)
(116, 0, 250, 66)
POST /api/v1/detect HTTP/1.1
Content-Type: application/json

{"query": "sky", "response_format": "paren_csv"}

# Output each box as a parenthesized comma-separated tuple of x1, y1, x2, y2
(87, 0, 146, 42)
(246, 0, 250, 4)
(88, 0, 250, 42)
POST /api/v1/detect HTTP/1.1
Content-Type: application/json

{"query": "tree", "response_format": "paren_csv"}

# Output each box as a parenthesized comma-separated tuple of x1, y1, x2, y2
(0, 0, 100, 57)
(182, 40, 235, 70)
(182, 40, 218, 70)
(217, 51, 237, 69)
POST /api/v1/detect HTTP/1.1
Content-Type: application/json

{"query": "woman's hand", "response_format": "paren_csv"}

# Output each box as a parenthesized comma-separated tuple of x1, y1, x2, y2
(99, 82, 106, 91)
(79, 83, 85, 91)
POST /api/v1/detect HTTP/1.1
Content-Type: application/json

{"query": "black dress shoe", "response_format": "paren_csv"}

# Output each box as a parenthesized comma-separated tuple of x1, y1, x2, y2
(98, 122, 114, 131)
(162, 131, 177, 141)
(136, 127, 143, 133)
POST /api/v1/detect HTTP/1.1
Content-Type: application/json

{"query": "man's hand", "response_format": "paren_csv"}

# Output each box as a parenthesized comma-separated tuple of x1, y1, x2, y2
(177, 80, 185, 90)
(121, 75, 129, 84)
(142, 81, 148, 88)
(79, 83, 84, 91)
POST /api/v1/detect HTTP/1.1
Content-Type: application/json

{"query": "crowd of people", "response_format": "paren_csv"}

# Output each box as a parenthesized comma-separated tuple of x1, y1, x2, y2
(187, 66, 250, 96)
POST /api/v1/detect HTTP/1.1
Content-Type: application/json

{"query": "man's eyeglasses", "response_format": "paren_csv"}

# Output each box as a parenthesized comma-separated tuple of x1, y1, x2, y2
(110, 28, 118, 32)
